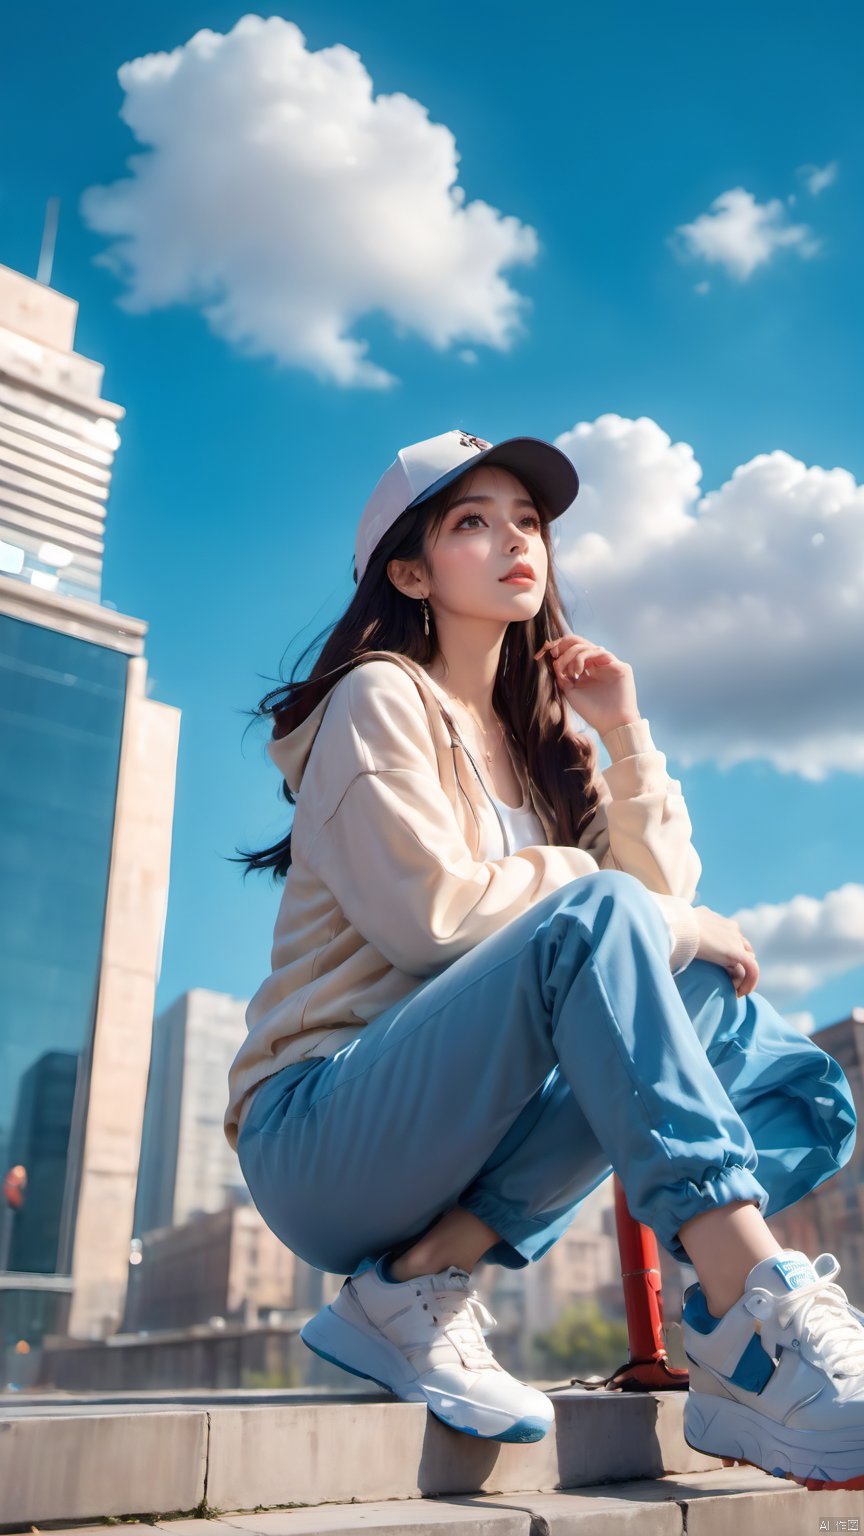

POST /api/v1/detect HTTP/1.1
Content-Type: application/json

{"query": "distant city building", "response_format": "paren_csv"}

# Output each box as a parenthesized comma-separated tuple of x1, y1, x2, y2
(121, 1204, 342, 1334)
(134, 990, 251, 1236)
(0, 262, 180, 1375)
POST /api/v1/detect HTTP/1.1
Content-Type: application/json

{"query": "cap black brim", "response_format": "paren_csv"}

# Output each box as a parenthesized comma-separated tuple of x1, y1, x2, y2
(404, 435, 579, 519)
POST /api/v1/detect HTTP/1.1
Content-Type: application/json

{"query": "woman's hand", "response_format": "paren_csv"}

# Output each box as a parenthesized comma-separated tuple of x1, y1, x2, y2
(533, 632, 641, 738)
(694, 906, 760, 998)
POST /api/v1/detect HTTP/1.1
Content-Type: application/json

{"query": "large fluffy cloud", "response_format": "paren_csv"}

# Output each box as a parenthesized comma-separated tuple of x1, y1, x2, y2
(732, 883, 864, 1013)
(671, 187, 820, 280)
(553, 414, 864, 779)
(80, 15, 539, 387)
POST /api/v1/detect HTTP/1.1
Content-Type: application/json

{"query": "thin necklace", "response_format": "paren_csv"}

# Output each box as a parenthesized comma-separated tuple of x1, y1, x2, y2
(462, 705, 504, 765)
(429, 677, 504, 764)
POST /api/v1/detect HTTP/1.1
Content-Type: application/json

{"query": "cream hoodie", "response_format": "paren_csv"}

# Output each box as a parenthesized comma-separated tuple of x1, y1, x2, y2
(224, 650, 702, 1149)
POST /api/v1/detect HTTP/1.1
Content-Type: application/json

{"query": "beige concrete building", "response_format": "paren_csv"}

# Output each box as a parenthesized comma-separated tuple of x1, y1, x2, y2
(121, 1204, 343, 1334)
(0, 262, 180, 1367)
(134, 990, 251, 1238)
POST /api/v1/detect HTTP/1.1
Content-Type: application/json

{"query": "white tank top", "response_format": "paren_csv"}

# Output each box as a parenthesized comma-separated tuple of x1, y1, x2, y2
(487, 789, 547, 857)
(419, 671, 547, 858)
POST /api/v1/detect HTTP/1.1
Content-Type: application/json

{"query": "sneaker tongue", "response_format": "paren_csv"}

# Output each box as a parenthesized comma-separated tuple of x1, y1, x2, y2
(434, 1265, 471, 1288)
(746, 1250, 818, 1296)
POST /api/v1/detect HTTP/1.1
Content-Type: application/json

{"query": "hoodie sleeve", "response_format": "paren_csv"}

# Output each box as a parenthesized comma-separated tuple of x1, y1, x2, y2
(574, 716, 702, 972)
(578, 718, 702, 896)
(298, 663, 699, 978)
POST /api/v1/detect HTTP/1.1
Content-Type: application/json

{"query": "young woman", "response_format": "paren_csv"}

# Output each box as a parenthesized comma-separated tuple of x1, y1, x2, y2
(227, 429, 861, 1487)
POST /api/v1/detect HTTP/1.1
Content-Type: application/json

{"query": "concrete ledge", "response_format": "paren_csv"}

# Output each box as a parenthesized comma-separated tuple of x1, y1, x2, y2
(0, 1409, 207, 1528)
(0, 1390, 811, 1530)
(204, 1389, 712, 1509)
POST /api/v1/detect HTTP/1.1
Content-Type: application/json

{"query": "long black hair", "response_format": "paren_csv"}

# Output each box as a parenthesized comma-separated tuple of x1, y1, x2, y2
(230, 463, 600, 881)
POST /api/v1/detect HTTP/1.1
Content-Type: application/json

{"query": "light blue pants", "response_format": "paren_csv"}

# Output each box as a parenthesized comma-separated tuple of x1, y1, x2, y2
(237, 870, 856, 1277)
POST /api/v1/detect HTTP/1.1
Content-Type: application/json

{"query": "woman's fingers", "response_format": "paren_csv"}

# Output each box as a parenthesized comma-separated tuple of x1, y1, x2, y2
(694, 908, 759, 996)
(566, 649, 612, 680)
(535, 635, 590, 659)
(733, 951, 760, 998)
(552, 642, 613, 682)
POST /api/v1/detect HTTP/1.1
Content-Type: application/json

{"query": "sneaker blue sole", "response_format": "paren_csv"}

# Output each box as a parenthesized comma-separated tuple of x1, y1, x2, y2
(452, 1415, 551, 1443)
(684, 1389, 864, 1491)
(300, 1332, 400, 1396)
(300, 1322, 550, 1442)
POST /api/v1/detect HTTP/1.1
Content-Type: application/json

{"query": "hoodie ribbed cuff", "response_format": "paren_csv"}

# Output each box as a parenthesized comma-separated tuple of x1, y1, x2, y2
(600, 716, 652, 761)
(649, 892, 701, 975)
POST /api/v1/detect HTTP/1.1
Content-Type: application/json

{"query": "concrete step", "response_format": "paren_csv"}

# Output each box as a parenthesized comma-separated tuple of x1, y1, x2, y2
(6, 1469, 864, 1535)
(2, 1389, 863, 1531)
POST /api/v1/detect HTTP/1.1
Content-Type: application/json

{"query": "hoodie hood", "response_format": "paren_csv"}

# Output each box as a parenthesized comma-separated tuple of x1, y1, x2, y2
(266, 651, 456, 796)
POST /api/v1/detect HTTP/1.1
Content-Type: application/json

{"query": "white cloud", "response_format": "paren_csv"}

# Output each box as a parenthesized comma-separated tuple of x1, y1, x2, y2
(552, 413, 864, 779)
(671, 187, 820, 280)
(797, 160, 838, 196)
(731, 884, 864, 1008)
(80, 14, 539, 387)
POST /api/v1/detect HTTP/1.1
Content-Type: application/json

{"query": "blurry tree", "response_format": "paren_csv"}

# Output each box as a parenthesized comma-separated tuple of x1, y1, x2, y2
(533, 1299, 630, 1376)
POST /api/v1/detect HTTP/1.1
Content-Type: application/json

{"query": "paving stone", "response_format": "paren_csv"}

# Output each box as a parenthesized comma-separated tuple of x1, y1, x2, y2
(185, 1502, 532, 1534)
(471, 1467, 864, 1534)
(13, 1466, 864, 1536)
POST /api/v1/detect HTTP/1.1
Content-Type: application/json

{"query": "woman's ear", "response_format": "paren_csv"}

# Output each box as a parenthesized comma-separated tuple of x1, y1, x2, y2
(386, 557, 423, 600)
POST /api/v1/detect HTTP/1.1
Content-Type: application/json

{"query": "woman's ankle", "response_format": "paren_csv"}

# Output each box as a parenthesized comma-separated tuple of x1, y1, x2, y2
(388, 1245, 452, 1283)
(677, 1200, 784, 1317)
(386, 1208, 501, 1283)
(387, 1236, 483, 1282)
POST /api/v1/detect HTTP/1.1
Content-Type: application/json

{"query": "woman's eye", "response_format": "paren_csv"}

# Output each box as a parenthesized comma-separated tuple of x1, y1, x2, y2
(455, 513, 541, 530)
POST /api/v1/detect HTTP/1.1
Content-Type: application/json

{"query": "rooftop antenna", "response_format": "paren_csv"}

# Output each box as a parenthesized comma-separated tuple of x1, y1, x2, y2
(36, 197, 60, 286)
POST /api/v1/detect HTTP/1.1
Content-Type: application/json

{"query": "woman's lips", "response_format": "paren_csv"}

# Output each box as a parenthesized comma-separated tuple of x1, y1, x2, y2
(500, 574, 534, 584)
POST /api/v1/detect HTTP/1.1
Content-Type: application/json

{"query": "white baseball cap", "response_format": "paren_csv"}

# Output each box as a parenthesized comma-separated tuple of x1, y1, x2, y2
(354, 428, 580, 585)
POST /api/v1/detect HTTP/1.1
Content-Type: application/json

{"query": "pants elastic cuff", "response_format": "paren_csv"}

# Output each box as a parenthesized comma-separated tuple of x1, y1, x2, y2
(656, 1163, 769, 1265)
(457, 1194, 558, 1270)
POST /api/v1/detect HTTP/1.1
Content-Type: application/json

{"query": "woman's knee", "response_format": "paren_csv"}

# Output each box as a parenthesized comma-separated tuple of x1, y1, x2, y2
(546, 869, 675, 947)
(678, 957, 741, 1004)
(567, 867, 655, 904)
(575, 868, 674, 930)
(673, 952, 741, 1013)
(675, 957, 746, 1050)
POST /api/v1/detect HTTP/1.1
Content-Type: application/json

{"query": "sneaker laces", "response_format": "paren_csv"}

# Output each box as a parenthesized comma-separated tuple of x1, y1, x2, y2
(745, 1253, 864, 1377)
(428, 1283, 501, 1372)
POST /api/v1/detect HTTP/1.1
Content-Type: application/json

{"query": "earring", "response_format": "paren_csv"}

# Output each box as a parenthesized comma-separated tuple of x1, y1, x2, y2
(502, 640, 509, 678)
(421, 597, 430, 637)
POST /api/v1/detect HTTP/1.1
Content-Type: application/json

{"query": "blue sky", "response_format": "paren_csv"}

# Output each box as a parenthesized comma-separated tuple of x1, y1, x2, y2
(3, 1, 863, 1035)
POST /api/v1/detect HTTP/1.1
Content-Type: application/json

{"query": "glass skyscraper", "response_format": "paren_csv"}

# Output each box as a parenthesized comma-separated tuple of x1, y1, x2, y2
(0, 261, 180, 1377)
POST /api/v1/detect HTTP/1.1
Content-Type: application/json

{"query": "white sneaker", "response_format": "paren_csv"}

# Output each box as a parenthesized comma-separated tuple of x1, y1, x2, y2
(299, 1254, 554, 1442)
(682, 1248, 864, 1490)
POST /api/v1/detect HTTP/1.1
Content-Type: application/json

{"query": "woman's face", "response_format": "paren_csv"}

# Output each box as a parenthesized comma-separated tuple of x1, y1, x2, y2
(424, 464, 549, 623)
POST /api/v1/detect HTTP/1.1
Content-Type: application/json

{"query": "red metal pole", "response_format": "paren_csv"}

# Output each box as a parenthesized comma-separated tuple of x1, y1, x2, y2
(605, 1173, 689, 1391)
